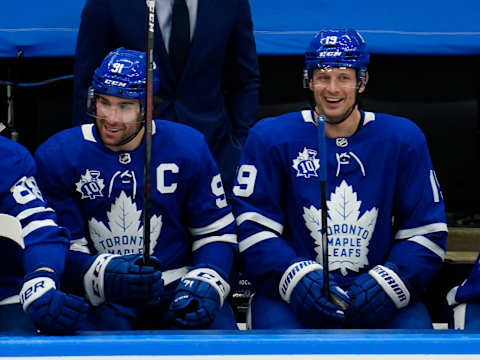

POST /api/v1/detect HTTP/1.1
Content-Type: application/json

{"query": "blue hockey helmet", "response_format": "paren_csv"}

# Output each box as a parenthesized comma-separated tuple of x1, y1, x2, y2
(304, 29, 370, 86)
(91, 47, 159, 102)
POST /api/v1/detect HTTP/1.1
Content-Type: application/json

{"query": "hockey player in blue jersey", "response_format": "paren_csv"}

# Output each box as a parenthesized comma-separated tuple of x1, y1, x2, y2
(446, 253, 480, 329)
(232, 29, 447, 329)
(34, 48, 238, 330)
(0, 129, 89, 333)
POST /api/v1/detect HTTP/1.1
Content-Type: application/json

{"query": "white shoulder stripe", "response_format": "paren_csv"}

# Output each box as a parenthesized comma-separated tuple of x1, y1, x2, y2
(408, 235, 445, 260)
(22, 219, 57, 237)
(192, 234, 237, 252)
(236, 212, 283, 234)
(70, 237, 91, 254)
(189, 213, 235, 236)
(301, 110, 315, 124)
(16, 207, 54, 221)
(152, 120, 157, 135)
(81, 124, 96, 142)
(395, 222, 448, 239)
(363, 112, 376, 125)
(239, 231, 278, 253)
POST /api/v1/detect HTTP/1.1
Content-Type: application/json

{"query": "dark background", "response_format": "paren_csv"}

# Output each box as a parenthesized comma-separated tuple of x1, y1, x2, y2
(1, 54, 479, 323)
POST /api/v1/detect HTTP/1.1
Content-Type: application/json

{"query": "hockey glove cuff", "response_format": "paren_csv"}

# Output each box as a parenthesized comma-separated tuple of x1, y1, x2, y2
(83, 254, 118, 306)
(20, 270, 89, 333)
(279, 259, 350, 328)
(279, 259, 323, 303)
(179, 267, 231, 307)
(346, 263, 410, 328)
(168, 266, 230, 329)
(368, 264, 410, 309)
(84, 253, 165, 306)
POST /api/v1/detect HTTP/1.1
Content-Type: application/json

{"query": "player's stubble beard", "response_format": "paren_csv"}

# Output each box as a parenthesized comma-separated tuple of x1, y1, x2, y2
(95, 115, 144, 151)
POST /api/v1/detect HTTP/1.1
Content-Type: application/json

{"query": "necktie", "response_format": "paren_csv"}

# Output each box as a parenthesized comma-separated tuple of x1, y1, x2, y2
(169, 0, 190, 80)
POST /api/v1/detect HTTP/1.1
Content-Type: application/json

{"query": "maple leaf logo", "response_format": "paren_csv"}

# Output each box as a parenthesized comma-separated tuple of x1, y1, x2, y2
(88, 191, 162, 255)
(303, 180, 378, 275)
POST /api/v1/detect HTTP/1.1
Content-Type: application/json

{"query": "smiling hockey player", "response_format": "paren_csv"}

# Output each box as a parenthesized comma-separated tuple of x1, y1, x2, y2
(35, 48, 238, 330)
(231, 29, 447, 329)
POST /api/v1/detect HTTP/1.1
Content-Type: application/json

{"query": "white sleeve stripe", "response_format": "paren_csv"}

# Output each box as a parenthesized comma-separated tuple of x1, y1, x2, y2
(16, 206, 54, 221)
(192, 234, 237, 252)
(236, 212, 284, 234)
(408, 235, 445, 260)
(70, 237, 91, 254)
(22, 219, 57, 237)
(453, 303, 467, 330)
(81, 124, 96, 142)
(430, 170, 440, 203)
(446, 286, 459, 307)
(189, 213, 235, 236)
(395, 222, 448, 239)
(239, 231, 277, 253)
(0, 295, 20, 306)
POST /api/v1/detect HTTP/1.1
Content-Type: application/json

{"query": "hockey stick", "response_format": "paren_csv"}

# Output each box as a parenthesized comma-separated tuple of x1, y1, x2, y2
(316, 115, 349, 310)
(142, 0, 156, 265)
(0, 214, 24, 249)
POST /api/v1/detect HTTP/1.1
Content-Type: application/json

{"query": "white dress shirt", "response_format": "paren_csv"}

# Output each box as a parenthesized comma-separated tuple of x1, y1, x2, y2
(156, 0, 198, 52)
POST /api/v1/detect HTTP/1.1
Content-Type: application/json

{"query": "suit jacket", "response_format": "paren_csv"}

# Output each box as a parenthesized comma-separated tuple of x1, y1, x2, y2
(73, 0, 260, 191)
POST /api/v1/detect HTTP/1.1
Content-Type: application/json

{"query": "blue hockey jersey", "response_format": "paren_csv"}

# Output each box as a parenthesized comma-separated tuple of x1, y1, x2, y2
(34, 121, 237, 284)
(0, 136, 69, 302)
(232, 110, 447, 297)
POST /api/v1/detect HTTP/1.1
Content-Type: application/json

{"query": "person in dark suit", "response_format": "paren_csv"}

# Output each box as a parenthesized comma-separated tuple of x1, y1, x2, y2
(72, 0, 260, 194)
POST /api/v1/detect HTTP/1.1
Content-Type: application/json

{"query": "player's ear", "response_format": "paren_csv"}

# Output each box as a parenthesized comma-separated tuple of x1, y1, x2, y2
(358, 72, 368, 93)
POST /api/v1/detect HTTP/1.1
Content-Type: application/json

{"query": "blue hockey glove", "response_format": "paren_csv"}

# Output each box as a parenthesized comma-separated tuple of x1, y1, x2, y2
(20, 270, 89, 334)
(168, 267, 231, 329)
(346, 263, 410, 328)
(83, 254, 164, 306)
(279, 259, 350, 328)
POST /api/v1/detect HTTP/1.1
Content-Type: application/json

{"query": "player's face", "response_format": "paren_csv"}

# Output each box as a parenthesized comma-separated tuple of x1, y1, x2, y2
(310, 67, 365, 124)
(95, 94, 143, 150)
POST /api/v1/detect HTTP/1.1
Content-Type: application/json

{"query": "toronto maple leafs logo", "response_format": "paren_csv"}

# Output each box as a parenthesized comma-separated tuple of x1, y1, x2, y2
(75, 170, 105, 199)
(88, 191, 162, 255)
(303, 180, 378, 275)
(292, 148, 320, 178)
